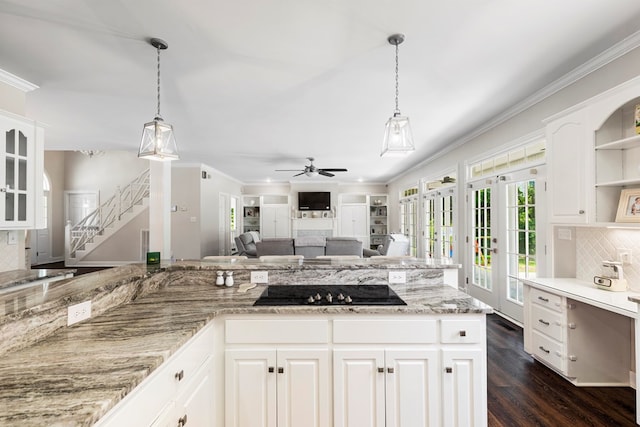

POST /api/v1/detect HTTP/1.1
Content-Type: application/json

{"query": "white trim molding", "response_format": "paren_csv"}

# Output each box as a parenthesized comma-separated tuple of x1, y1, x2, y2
(0, 68, 39, 92)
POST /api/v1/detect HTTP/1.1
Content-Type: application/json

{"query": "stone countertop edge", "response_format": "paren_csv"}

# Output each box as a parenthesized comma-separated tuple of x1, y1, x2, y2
(0, 264, 489, 426)
(0, 267, 77, 290)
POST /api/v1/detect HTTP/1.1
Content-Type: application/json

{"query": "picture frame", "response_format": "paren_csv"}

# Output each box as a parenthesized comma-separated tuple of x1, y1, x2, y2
(615, 188, 640, 222)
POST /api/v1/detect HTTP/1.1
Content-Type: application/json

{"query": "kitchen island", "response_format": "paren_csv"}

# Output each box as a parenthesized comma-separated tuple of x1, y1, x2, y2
(0, 259, 491, 426)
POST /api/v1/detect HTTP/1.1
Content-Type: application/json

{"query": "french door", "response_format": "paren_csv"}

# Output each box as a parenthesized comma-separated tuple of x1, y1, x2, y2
(423, 187, 456, 261)
(466, 168, 545, 323)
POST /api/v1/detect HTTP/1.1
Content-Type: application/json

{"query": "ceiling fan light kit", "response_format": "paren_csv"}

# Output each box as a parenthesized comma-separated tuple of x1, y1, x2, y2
(381, 33, 415, 158)
(138, 37, 180, 161)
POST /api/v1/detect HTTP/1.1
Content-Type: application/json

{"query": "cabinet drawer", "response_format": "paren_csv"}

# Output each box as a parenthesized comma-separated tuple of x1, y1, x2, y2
(530, 288, 563, 313)
(531, 304, 564, 342)
(440, 319, 483, 344)
(333, 319, 437, 344)
(226, 319, 329, 343)
(532, 331, 564, 372)
(165, 323, 215, 393)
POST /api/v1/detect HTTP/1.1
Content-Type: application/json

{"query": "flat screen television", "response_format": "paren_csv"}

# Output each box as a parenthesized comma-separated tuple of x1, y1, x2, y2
(298, 191, 331, 211)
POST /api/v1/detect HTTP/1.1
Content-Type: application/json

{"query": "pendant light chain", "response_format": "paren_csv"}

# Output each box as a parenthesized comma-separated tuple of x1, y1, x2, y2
(394, 41, 400, 115)
(156, 46, 162, 119)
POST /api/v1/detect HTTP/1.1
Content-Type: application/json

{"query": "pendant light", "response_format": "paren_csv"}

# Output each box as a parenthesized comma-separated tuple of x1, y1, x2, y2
(138, 38, 179, 161)
(381, 33, 414, 157)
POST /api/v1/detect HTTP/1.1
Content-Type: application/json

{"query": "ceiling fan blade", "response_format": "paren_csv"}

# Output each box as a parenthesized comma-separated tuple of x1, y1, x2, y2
(292, 172, 305, 177)
(275, 169, 304, 172)
(319, 168, 347, 172)
(319, 170, 335, 177)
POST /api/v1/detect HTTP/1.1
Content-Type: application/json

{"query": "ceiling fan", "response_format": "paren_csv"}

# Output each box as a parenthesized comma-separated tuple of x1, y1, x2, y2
(276, 157, 347, 177)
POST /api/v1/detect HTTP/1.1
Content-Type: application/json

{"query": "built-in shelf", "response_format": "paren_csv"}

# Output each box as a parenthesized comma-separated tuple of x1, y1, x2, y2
(595, 134, 640, 150)
(595, 178, 640, 187)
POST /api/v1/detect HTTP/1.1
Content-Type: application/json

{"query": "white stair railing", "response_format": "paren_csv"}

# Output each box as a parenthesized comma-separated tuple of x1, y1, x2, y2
(66, 169, 150, 259)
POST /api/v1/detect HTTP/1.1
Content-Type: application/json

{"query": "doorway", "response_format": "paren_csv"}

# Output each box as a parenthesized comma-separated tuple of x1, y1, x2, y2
(30, 172, 51, 265)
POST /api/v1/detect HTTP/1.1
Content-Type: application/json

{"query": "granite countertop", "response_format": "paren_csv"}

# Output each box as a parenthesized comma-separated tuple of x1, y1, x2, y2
(0, 268, 76, 293)
(0, 262, 488, 426)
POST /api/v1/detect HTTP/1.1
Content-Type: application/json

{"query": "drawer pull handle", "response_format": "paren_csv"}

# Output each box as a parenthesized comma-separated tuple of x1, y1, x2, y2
(445, 367, 452, 373)
(387, 367, 395, 374)
(537, 296, 549, 302)
(459, 330, 466, 337)
(175, 370, 184, 381)
(268, 367, 274, 373)
(178, 414, 188, 426)
(378, 367, 384, 373)
(538, 319, 550, 326)
(538, 345, 550, 354)
(278, 367, 284, 374)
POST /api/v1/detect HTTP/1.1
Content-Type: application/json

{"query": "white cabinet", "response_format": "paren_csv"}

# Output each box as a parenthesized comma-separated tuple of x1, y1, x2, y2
(523, 282, 632, 385)
(334, 348, 440, 427)
(95, 322, 215, 427)
(261, 205, 290, 238)
(0, 112, 44, 230)
(545, 109, 589, 224)
(225, 348, 330, 427)
(441, 349, 485, 426)
(339, 204, 368, 241)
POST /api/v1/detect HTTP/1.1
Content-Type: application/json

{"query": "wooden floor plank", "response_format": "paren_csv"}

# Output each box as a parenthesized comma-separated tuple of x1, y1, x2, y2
(487, 314, 636, 426)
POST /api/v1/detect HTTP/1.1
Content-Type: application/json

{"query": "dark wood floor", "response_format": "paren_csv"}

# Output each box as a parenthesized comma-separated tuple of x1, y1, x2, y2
(487, 314, 636, 426)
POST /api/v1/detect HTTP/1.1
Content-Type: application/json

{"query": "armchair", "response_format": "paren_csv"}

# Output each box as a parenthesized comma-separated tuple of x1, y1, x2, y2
(363, 233, 409, 257)
(234, 231, 260, 258)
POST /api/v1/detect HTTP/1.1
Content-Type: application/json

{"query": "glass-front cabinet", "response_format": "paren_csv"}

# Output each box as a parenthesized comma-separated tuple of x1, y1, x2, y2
(0, 112, 43, 229)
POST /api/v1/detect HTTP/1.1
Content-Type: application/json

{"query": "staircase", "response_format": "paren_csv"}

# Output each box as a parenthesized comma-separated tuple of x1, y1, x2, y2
(65, 169, 150, 266)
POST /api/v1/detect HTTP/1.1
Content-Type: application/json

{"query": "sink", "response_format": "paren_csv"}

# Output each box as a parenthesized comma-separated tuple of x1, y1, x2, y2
(253, 284, 406, 306)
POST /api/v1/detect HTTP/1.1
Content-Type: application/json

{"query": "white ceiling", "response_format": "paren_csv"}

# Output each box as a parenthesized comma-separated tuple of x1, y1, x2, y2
(2, 0, 640, 184)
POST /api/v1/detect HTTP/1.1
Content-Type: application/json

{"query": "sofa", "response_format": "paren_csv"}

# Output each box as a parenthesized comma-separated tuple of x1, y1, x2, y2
(252, 236, 364, 258)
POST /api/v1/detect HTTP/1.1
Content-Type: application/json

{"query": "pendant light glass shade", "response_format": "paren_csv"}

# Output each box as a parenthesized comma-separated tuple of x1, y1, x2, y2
(381, 34, 414, 158)
(381, 112, 414, 157)
(139, 117, 178, 161)
(138, 38, 179, 161)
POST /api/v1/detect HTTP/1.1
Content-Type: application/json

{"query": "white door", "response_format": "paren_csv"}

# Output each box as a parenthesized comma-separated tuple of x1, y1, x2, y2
(333, 349, 385, 427)
(385, 349, 440, 427)
(442, 349, 486, 427)
(340, 204, 368, 242)
(467, 168, 545, 323)
(400, 197, 419, 257)
(422, 188, 456, 262)
(277, 349, 330, 427)
(225, 349, 277, 427)
(262, 205, 290, 238)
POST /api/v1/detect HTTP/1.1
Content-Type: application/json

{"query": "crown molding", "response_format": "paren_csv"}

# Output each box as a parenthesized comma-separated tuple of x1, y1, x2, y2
(0, 69, 38, 92)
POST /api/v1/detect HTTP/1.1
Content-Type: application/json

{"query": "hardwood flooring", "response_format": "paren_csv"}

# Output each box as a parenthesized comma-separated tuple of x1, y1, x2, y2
(487, 314, 636, 426)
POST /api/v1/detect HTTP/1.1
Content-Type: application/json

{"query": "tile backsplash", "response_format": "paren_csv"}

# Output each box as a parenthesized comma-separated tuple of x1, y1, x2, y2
(576, 228, 640, 290)
(0, 231, 21, 272)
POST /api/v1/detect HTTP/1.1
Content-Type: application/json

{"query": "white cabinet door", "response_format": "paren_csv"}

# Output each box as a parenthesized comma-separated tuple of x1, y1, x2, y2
(277, 349, 331, 427)
(175, 357, 214, 427)
(546, 109, 589, 223)
(0, 114, 43, 229)
(226, 349, 277, 427)
(385, 349, 440, 427)
(262, 205, 290, 238)
(340, 204, 368, 242)
(333, 349, 385, 427)
(441, 349, 486, 427)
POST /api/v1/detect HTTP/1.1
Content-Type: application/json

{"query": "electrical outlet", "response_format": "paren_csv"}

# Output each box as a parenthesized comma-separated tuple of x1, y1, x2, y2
(617, 248, 633, 265)
(67, 300, 92, 326)
(251, 271, 268, 284)
(389, 271, 406, 284)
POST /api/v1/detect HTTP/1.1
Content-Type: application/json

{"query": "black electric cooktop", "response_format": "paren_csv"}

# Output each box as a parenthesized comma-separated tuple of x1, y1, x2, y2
(253, 284, 406, 306)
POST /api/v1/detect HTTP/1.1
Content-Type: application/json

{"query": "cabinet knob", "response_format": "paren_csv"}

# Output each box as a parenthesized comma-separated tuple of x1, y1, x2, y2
(538, 319, 550, 326)
(445, 367, 452, 373)
(268, 367, 275, 373)
(578, 210, 585, 214)
(537, 296, 549, 303)
(278, 367, 284, 374)
(177, 414, 188, 426)
(538, 345, 550, 354)
(568, 322, 576, 329)
(378, 367, 384, 373)
(569, 355, 577, 361)
(387, 367, 395, 374)
(175, 369, 184, 381)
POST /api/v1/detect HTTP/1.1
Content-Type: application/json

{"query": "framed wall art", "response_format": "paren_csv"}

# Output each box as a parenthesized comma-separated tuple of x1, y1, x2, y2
(615, 188, 640, 222)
